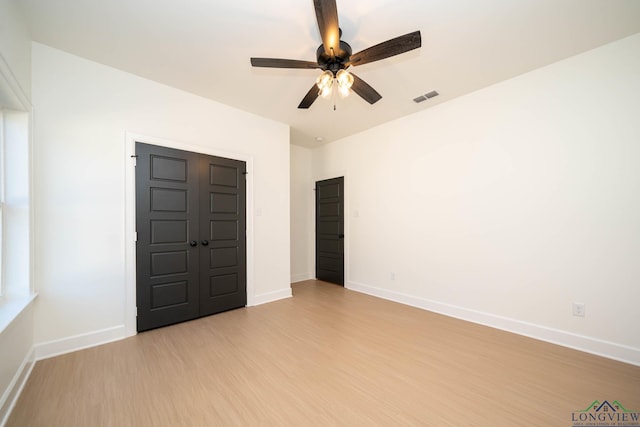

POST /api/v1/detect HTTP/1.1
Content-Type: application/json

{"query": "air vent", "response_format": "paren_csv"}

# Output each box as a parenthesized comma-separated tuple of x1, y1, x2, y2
(413, 90, 439, 103)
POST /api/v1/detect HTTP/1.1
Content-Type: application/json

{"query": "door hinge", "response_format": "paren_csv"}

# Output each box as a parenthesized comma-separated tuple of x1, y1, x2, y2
(130, 154, 138, 166)
(135, 307, 138, 316)
(134, 231, 138, 242)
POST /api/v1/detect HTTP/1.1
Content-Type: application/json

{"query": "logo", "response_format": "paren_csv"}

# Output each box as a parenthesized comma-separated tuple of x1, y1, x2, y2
(572, 400, 640, 426)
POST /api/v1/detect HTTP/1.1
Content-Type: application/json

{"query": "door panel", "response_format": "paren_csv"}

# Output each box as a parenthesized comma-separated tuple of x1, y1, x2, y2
(150, 188, 188, 211)
(210, 193, 238, 212)
(316, 177, 344, 285)
(150, 251, 189, 276)
(150, 220, 188, 244)
(150, 155, 188, 181)
(150, 281, 189, 309)
(136, 142, 246, 331)
(210, 247, 238, 268)
(210, 164, 238, 186)
(211, 221, 238, 240)
(199, 156, 246, 317)
(136, 143, 200, 331)
(209, 274, 239, 296)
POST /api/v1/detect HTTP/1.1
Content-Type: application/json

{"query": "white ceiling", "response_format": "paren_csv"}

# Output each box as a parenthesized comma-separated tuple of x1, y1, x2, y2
(16, 0, 640, 147)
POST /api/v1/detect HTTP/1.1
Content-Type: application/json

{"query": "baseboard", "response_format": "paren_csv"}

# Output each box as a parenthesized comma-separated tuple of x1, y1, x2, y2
(0, 347, 35, 427)
(252, 288, 292, 306)
(291, 273, 314, 283)
(347, 281, 640, 367)
(34, 325, 127, 361)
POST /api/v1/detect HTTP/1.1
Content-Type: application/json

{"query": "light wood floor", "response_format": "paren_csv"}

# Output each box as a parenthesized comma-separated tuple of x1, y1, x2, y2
(8, 280, 640, 426)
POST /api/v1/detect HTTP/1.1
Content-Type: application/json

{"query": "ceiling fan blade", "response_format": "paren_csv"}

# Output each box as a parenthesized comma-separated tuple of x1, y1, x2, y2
(350, 73, 382, 105)
(250, 58, 320, 69)
(348, 31, 421, 67)
(298, 84, 320, 109)
(313, 0, 344, 57)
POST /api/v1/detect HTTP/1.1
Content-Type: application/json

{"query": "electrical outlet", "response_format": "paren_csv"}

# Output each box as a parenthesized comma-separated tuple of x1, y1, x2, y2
(572, 302, 585, 317)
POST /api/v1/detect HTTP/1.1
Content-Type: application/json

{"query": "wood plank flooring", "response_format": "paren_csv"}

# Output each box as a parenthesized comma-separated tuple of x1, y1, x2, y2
(7, 280, 640, 426)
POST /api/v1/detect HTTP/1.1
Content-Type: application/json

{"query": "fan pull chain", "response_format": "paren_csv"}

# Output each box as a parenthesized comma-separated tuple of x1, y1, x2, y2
(332, 79, 337, 110)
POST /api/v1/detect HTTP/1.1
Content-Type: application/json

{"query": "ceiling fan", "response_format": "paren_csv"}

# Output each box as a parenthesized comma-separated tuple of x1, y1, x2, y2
(250, 0, 421, 109)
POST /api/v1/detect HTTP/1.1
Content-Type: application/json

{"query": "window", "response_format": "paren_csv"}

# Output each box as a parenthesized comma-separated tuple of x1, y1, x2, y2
(0, 55, 34, 331)
(0, 108, 31, 300)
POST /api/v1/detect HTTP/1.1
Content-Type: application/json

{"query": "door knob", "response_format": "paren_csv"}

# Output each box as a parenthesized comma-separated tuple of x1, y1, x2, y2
(189, 240, 198, 247)
(201, 240, 209, 246)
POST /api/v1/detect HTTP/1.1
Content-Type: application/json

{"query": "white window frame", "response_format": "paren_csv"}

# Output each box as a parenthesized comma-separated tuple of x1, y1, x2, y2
(0, 66, 35, 332)
(0, 108, 5, 298)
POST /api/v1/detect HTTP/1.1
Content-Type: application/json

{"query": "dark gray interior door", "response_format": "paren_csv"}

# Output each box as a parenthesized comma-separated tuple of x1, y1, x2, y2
(136, 142, 246, 331)
(199, 156, 247, 316)
(315, 177, 344, 285)
(135, 143, 200, 331)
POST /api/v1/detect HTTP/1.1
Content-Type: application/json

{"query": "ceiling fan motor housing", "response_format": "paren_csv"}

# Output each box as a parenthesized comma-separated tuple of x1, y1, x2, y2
(316, 40, 352, 75)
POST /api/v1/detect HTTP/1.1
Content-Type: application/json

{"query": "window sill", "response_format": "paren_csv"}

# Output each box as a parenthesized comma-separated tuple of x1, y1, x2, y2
(0, 293, 38, 335)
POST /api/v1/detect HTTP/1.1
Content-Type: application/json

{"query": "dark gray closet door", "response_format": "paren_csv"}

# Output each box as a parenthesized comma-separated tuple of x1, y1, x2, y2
(199, 155, 247, 316)
(136, 142, 246, 331)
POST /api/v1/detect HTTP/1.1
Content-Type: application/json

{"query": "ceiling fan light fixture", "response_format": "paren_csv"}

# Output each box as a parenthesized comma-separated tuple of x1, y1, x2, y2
(316, 70, 334, 97)
(336, 69, 354, 97)
(320, 84, 333, 98)
(336, 69, 354, 89)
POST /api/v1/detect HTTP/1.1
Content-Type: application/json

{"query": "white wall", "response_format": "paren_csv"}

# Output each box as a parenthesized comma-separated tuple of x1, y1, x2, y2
(0, 304, 33, 425)
(290, 144, 314, 282)
(310, 33, 640, 364)
(31, 43, 291, 348)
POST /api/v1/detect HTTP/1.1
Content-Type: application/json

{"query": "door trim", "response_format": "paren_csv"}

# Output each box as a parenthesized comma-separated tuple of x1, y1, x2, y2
(124, 132, 255, 337)
(313, 172, 349, 287)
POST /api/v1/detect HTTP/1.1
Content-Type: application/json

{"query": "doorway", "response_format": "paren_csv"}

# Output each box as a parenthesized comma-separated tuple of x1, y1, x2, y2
(315, 177, 344, 286)
(135, 142, 247, 331)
